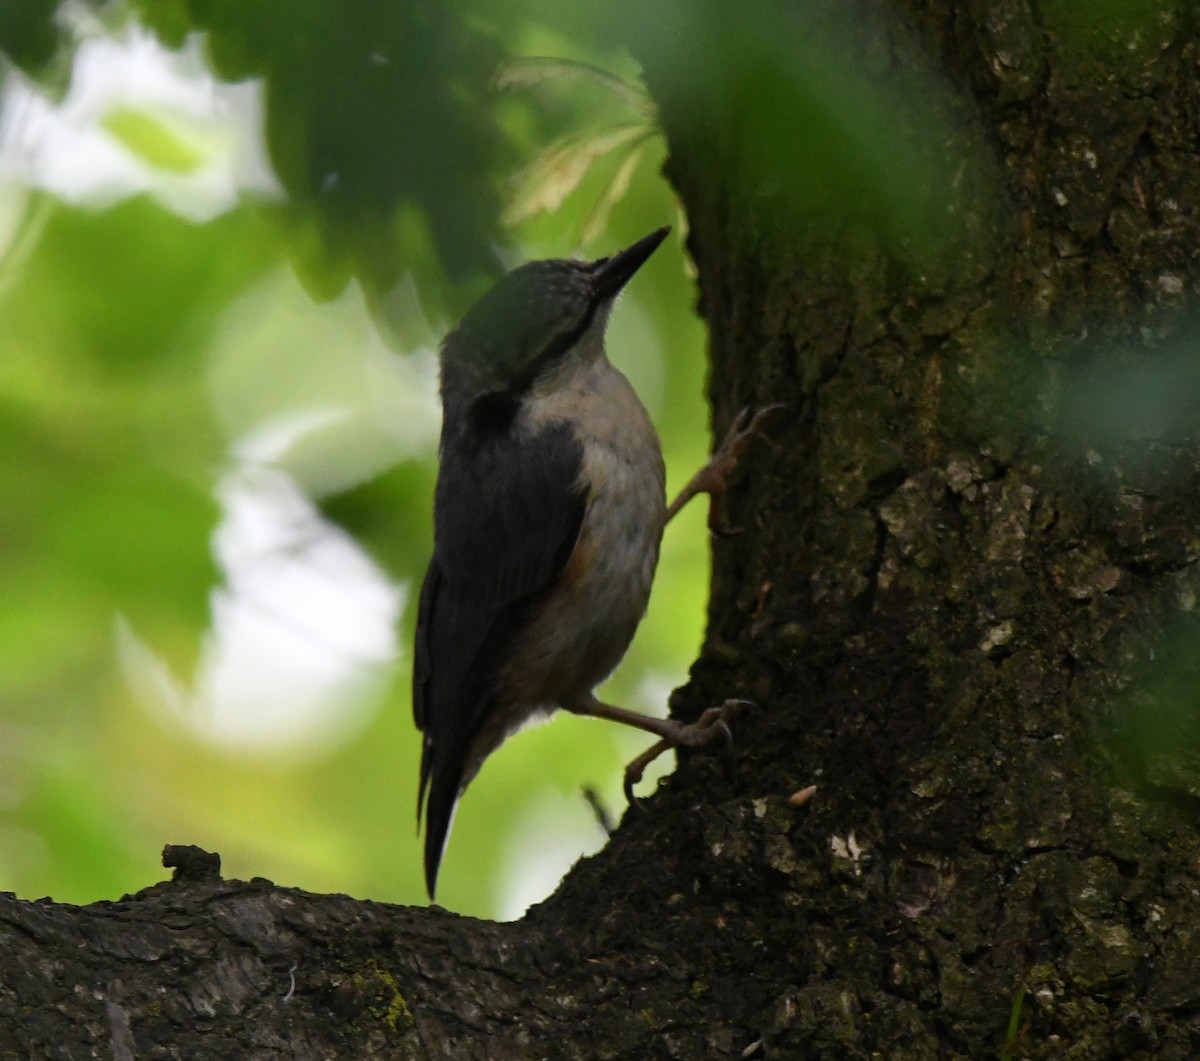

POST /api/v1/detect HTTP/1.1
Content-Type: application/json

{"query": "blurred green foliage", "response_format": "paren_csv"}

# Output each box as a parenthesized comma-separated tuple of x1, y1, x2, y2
(0, 0, 714, 918)
(136, 0, 509, 306)
(6, 0, 1167, 920)
(0, 0, 65, 76)
(102, 104, 212, 173)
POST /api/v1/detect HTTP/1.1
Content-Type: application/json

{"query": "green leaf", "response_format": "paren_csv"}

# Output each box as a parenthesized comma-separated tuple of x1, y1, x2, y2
(503, 122, 653, 227)
(578, 141, 647, 244)
(101, 105, 215, 174)
(496, 56, 655, 117)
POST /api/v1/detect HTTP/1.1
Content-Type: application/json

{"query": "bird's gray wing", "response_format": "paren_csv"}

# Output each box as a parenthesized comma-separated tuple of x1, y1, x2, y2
(413, 410, 586, 895)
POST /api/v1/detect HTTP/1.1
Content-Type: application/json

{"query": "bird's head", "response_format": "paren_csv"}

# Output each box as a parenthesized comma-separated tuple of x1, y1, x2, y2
(440, 227, 670, 408)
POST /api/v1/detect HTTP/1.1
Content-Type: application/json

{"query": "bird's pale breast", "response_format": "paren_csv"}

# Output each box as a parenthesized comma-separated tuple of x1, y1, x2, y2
(500, 357, 666, 710)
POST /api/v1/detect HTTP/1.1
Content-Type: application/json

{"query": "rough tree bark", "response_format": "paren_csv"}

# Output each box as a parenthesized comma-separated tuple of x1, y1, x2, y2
(4, 1, 1200, 1057)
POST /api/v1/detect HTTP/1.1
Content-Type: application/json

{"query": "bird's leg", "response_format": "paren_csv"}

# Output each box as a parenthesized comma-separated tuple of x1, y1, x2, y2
(665, 404, 785, 535)
(567, 695, 752, 803)
(572, 406, 779, 805)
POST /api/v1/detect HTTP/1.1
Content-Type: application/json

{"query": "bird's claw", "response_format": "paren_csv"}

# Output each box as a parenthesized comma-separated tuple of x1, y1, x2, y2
(721, 404, 785, 464)
(705, 404, 787, 535)
(622, 698, 755, 804)
(623, 740, 668, 807)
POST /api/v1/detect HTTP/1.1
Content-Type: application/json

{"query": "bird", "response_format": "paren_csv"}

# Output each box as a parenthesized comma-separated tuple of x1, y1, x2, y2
(413, 227, 776, 898)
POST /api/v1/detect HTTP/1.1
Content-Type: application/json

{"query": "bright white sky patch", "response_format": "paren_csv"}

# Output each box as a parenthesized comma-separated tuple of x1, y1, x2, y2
(209, 266, 441, 497)
(0, 15, 277, 219)
(119, 268, 440, 754)
(496, 792, 611, 922)
(119, 451, 404, 755)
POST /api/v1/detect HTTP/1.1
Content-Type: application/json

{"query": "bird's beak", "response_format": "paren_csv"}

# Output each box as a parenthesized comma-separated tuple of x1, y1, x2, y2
(591, 226, 671, 299)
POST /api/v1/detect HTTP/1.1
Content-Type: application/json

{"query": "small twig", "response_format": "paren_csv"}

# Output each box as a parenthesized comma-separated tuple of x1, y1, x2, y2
(582, 786, 615, 836)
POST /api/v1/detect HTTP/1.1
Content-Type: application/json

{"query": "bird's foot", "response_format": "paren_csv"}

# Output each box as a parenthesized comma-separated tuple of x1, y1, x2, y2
(666, 404, 786, 534)
(623, 698, 754, 804)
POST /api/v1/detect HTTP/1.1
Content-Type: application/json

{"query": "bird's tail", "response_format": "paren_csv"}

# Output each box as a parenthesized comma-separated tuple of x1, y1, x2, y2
(417, 737, 463, 899)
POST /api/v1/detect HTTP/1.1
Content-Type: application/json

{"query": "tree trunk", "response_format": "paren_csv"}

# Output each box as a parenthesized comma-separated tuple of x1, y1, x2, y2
(5, 1, 1200, 1057)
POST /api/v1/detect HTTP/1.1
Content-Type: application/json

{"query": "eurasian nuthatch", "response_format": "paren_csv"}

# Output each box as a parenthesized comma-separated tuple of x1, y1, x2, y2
(413, 227, 773, 897)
